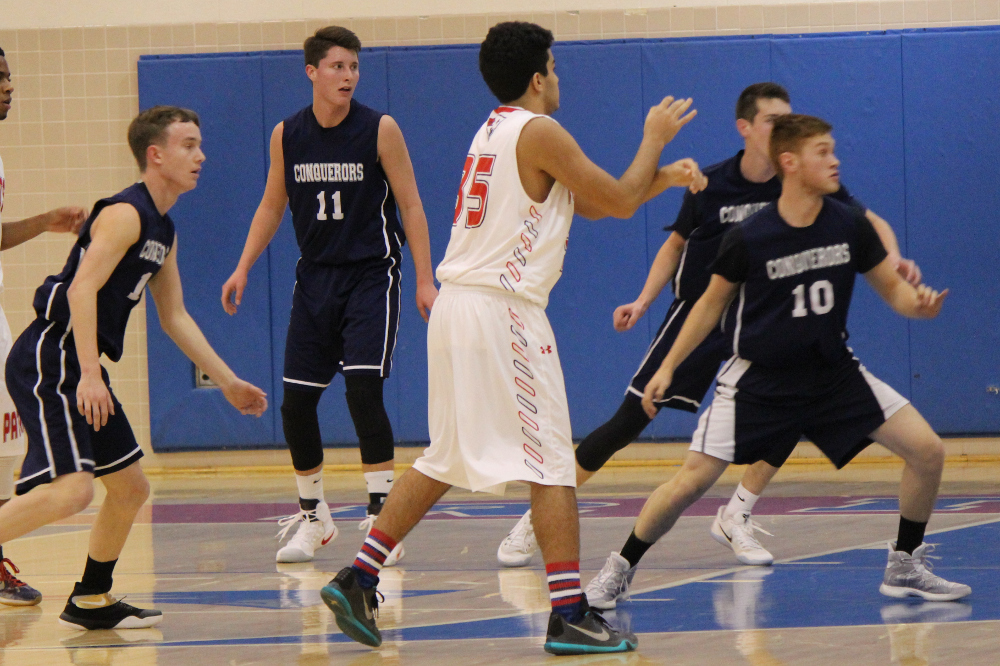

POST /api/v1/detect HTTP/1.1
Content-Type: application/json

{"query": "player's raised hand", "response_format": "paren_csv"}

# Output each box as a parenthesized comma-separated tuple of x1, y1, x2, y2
(641, 367, 673, 418)
(415, 281, 438, 322)
(613, 300, 648, 332)
(896, 257, 922, 286)
(221, 269, 248, 316)
(221, 378, 268, 417)
(44, 206, 88, 234)
(662, 158, 708, 193)
(912, 284, 947, 318)
(77, 372, 115, 431)
(644, 96, 697, 146)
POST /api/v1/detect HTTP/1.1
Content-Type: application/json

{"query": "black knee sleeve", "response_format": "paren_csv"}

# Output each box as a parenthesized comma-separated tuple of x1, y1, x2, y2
(345, 375, 394, 465)
(281, 387, 324, 471)
(575, 394, 652, 472)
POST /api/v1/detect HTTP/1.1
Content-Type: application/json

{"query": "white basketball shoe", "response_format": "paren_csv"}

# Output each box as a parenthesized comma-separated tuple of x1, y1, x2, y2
(710, 507, 774, 566)
(276, 501, 338, 563)
(497, 510, 538, 567)
(358, 514, 405, 567)
(583, 552, 636, 610)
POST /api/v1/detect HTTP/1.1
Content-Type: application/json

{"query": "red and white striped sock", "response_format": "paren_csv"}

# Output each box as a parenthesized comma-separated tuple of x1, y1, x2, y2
(546, 561, 584, 623)
(352, 527, 397, 588)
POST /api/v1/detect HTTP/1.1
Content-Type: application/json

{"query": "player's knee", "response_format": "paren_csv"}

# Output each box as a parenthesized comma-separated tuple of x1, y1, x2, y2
(57, 474, 95, 516)
(916, 435, 945, 474)
(281, 387, 324, 471)
(345, 375, 394, 465)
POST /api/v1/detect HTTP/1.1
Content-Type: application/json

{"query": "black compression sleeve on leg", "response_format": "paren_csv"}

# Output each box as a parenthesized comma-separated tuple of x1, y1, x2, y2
(281, 388, 324, 472)
(345, 375, 395, 466)
(575, 394, 653, 472)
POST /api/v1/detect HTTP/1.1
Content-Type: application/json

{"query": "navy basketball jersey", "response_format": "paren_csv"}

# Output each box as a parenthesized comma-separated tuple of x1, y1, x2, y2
(714, 197, 887, 368)
(34, 182, 175, 362)
(282, 100, 404, 264)
(668, 150, 863, 302)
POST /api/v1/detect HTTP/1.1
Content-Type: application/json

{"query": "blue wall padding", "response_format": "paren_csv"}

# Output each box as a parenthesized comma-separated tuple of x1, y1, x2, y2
(138, 55, 275, 447)
(138, 28, 1000, 449)
(639, 39, 772, 438)
(902, 30, 1000, 433)
(771, 34, 911, 394)
(544, 43, 654, 435)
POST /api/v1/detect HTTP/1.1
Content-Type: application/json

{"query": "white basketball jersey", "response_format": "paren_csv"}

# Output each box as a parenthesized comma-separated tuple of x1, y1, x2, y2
(0, 154, 5, 289)
(435, 106, 574, 309)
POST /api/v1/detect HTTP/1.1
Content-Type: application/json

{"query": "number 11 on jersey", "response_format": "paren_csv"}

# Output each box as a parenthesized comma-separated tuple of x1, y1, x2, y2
(316, 190, 344, 221)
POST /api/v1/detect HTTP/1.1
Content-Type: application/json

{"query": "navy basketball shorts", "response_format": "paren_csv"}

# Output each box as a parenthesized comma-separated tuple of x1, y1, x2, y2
(690, 356, 910, 469)
(8, 319, 143, 495)
(283, 254, 402, 392)
(627, 299, 732, 412)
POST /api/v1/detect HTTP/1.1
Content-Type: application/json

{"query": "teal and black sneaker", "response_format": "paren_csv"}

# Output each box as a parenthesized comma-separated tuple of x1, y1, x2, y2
(321, 567, 383, 647)
(543, 598, 638, 655)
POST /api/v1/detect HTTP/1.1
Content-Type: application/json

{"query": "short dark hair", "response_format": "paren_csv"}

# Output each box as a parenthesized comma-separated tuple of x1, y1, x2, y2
(479, 22, 554, 104)
(128, 105, 200, 171)
(0, 46, 5, 58)
(769, 114, 833, 178)
(736, 82, 790, 122)
(304, 26, 361, 68)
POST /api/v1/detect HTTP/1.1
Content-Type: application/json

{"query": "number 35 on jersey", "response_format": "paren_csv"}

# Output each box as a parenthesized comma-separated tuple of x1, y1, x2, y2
(453, 154, 496, 228)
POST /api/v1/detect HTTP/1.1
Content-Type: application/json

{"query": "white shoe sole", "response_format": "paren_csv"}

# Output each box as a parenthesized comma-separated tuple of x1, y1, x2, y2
(497, 550, 534, 568)
(276, 523, 338, 563)
(710, 517, 773, 566)
(58, 614, 163, 630)
(0, 595, 42, 606)
(879, 582, 971, 602)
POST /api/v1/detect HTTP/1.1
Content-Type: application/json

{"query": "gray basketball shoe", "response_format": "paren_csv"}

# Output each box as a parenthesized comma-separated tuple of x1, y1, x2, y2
(583, 552, 636, 610)
(879, 543, 971, 601)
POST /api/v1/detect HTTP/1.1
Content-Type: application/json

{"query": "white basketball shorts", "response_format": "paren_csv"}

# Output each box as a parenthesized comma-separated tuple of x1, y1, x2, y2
(414, 284, 576, 494)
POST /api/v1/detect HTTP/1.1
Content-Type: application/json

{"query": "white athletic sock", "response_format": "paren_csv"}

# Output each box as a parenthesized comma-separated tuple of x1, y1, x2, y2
(0, 455, 18, 501)
(295, 470, 325, 503)
(723, 482, 760, 521)
(364, 470, 394, 509)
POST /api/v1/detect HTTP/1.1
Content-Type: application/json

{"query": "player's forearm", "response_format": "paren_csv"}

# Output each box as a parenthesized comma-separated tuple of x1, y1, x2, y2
(0, 215, 48, 251)
(610, 136, 666, 218)
(66, 285, 103, 376)
(867, 211, 901, 261)
(398, 205, 435, 285)
(660, 294, 726, 373)
(160, 310, 238, 388)
(636, 241, 682, 308)
(235, 206, 284, 274)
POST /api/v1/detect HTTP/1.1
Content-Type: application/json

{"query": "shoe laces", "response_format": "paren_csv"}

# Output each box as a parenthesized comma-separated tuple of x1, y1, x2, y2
(358, 514, 376, 533)
(906, 544, 941, 576)
(592, 557, 630, 596)
(276, 508, 319, 541)
(0, 559, 26, 588)
(502, 513, 535, 553)
(731, 515, 773, 551)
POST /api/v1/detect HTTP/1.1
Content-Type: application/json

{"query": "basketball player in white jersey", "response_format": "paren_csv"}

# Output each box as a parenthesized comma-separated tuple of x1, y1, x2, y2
(322, 22, 706, 655)
(0, 45, 87, 606)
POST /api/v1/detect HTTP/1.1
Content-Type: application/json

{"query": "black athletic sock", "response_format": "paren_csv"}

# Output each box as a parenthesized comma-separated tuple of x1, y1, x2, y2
(620, 531, 654, 569)
(299, 497, 321, 518)
(79, 557, 118, 595)
(367, 497, 386, 515)
(896, 516, 927, 555)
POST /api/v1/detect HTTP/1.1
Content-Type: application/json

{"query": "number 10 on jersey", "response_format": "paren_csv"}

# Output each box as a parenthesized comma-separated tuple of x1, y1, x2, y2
(453, 154, 496, 228)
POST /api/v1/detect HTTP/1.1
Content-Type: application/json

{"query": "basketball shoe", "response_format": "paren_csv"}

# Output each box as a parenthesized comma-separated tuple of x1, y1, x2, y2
(879, 543, 971, 601)
(583, 552, 636, 610)
(358, 514, 404, 566)
(276, 501, 338, 563)
(0, 558, 41, 606)
(710, 506, 774, 566)
(59, 583, 162, 630)
(497, 510, 537, 567)
(543, 597, 638, 655)
(321, 567, 383, 647)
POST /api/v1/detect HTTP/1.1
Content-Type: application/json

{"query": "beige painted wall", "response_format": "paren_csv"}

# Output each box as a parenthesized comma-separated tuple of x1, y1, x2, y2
(0, 4, 996, 455)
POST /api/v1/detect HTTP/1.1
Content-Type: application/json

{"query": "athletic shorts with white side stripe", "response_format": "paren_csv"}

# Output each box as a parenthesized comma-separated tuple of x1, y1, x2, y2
(691, 355, 909, 469)
(415, 284, 576, 494)
(627, 298, 731, 412)
(282, 255, 402, 391)
(7, 318, 142, 495)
